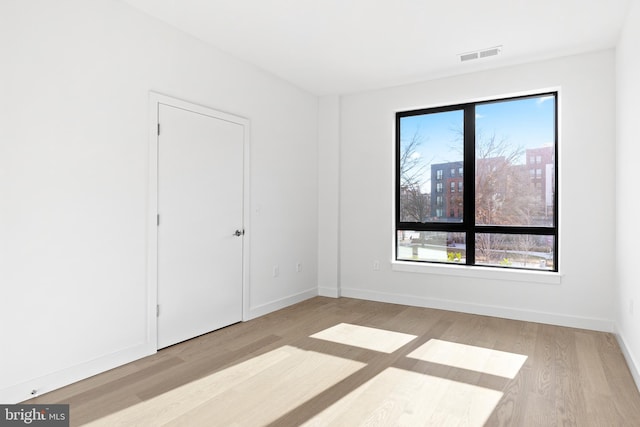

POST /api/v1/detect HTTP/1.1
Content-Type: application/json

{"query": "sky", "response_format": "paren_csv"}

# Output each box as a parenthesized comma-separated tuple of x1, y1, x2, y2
(399, 94, 556, 192)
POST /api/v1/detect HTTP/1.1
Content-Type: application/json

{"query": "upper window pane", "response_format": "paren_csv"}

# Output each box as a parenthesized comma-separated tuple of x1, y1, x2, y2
(475, 95, 556, 227)
(399, 110, 464, 223)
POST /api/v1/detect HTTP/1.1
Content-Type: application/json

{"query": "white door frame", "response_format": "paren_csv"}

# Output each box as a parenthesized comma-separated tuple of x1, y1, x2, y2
(146, 91, 251, 349)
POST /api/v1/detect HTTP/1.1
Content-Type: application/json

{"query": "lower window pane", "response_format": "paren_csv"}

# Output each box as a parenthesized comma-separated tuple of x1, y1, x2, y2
(475, 233, 554, 270)
(397, 231, 466, 263)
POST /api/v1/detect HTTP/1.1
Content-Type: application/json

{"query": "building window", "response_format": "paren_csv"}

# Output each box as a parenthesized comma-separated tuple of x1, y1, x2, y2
(396, 92, 558, 271)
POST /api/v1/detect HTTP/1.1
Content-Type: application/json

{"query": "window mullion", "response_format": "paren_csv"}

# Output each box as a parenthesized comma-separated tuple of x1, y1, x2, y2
(464, 105, 476, 265)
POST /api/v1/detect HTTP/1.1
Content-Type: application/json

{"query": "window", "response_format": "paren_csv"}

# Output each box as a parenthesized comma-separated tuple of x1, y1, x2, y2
(396, 93, 557, 271)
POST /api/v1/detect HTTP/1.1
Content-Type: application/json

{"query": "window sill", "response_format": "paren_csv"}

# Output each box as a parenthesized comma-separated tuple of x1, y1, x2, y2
(391, 260, 562, 285)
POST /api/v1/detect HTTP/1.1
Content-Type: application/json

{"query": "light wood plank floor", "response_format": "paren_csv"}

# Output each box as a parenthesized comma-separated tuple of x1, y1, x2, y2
(26, 297, 640, 426)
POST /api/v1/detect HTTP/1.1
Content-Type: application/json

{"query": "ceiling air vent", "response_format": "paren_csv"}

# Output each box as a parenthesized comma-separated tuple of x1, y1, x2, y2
(459, 46, 502, 62)
(460, 52, 479, 62)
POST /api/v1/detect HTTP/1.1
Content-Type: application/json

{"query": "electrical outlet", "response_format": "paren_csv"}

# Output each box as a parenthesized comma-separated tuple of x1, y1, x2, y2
(296, 263, 302, 272)
(273, 265, 279, 278)
(373, 260, 380, 271)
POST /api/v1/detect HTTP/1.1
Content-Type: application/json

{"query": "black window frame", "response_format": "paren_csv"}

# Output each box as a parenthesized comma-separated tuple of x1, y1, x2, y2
(395, 92, 559, 272)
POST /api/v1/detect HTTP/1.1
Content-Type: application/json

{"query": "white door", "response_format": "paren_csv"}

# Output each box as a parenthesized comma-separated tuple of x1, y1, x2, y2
(157, 103, 244, 349)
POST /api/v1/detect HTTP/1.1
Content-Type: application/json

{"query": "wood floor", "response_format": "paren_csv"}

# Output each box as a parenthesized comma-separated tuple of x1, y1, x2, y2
(27, 297, 640, 426)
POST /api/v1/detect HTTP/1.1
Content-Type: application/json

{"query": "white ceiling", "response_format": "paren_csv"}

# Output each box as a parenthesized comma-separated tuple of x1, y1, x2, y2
(121, 0, 630, 95)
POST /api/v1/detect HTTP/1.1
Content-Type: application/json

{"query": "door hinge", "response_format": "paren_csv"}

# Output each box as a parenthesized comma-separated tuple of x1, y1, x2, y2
(157, 305, 160, 317)
(157, 214, 160, 226)
(157, 123, 160, 135)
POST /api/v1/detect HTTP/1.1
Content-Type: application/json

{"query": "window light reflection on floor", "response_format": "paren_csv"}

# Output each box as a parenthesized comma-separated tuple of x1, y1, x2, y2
(407, 339, 528, 379)
(310, 323, 418, 353)
(303, 367, 503, 427)
(85, 346, 365, 426)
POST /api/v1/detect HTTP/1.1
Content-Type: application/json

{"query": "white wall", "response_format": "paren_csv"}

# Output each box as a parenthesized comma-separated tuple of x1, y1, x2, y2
(317, 95, 341, 297)
(0, 0, 318, 403)
(616, 0, 640, 390)
(338, 51, 616, 331)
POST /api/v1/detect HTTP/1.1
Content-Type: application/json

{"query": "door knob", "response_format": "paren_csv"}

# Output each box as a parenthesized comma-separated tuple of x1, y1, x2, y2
(234, 229, 244, 236)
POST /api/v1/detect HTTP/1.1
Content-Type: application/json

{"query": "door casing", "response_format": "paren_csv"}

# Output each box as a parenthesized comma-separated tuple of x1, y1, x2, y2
(146, 92, 251, 349)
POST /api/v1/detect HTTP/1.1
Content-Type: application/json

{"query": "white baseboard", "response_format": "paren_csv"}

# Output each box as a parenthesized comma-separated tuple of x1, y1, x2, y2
(318, 286, 340, 298)
(4, 288, 621, 404)
(615, 330, 640, 393)
(247, 288, 318, 320)
(1, 289, 318, 404)
(340, 287, 615, 332)
(0, 342, 156, 404)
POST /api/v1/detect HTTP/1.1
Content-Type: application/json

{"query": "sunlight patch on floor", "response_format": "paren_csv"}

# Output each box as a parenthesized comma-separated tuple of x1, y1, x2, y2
(303, 367, 503, 427)
(85, 345, 365, 426)
(407, 339, 528, 379)
(310, 323, 417, 353)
